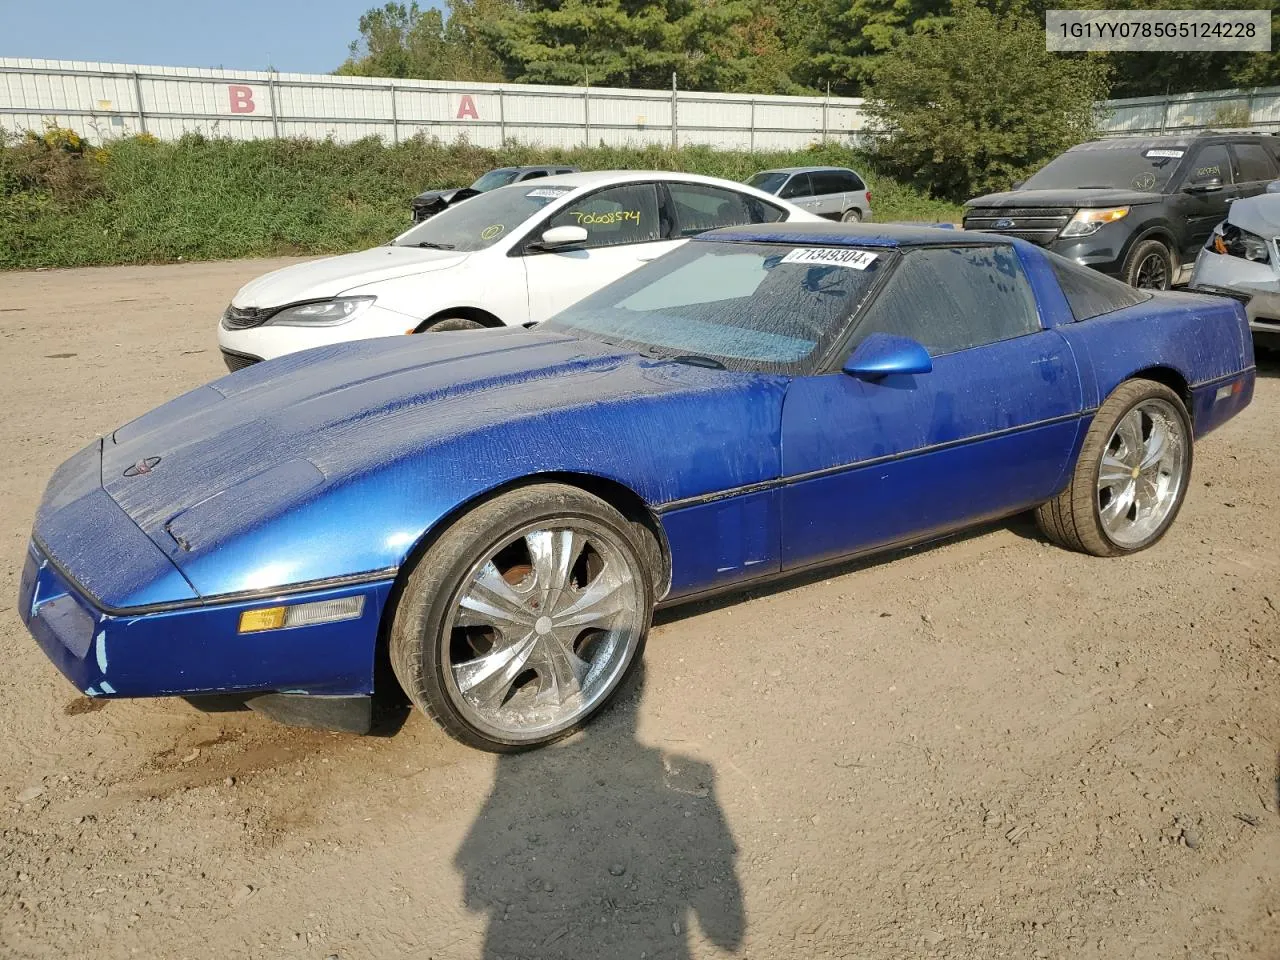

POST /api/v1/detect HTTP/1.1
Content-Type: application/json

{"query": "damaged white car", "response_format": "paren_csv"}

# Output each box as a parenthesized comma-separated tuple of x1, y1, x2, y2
(1191, 182, 1280, 350)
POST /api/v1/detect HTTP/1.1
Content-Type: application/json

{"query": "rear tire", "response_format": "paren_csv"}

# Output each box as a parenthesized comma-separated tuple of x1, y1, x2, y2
(1035, 379, 1192, 557)
(841, 208, 862, 223)
(389, 484, 654, 752)
(1123, 239, 1173, 290)
(418, 316, 485, 333)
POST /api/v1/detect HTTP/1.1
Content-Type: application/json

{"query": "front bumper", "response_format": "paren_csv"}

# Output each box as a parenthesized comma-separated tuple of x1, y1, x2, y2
(19, 538, 394, 701)
(217, 303, 420, 362)
(1190, 249, 1280, 346)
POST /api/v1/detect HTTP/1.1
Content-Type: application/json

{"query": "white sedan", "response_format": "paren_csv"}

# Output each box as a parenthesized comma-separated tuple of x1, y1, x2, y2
(217, 171, 818, 369)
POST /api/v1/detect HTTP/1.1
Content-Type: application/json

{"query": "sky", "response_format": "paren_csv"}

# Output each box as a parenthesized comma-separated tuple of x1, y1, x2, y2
(0, 0, 439, 74)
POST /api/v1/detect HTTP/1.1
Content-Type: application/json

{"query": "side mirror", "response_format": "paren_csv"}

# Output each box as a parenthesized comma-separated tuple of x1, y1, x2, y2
(1266, 180, 1280, 194)
(1184, 176, 1224, 194)
(843, 333, 932, 380)
(1011, 179, 1026, 190)
(536, 225, 589, 249)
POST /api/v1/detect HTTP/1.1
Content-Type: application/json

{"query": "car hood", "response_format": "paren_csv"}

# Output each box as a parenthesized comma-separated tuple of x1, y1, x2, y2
(412, 187, 464, 204)
(231, 245, 467, 307)
(965, 188, 1163, 209)
(99, 330, 786, 597)
(1226, 192, 1280, 237)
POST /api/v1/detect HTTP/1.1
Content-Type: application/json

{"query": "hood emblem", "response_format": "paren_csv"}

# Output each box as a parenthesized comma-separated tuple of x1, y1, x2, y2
(994, 218, 1014, 229)
(123, 457, 161, 477)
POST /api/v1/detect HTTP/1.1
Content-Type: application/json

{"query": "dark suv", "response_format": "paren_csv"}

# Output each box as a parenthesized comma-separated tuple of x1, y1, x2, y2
(963, 132, 1280, 289)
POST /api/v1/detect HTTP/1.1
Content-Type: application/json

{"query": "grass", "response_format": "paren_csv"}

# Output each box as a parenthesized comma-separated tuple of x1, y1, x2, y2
(0, 132, 964, 270)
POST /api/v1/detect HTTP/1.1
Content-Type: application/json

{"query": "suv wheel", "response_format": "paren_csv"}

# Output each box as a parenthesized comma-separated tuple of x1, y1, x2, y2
(1124, 240, 1173, 290)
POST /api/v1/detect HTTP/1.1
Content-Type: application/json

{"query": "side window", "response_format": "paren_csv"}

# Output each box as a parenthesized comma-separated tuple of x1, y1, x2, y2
(1046, 252, 1151, 321)
(1231, 143, 1278, 183)
(845, 171, 866, 192)
(810, 171, 846, 196)
(666, 183, 782, 236)
(544, 183, 662, 249)
(519, 171, 548, 182)
(779, 174, 813, 199)
(852, 245, 1040, 356)
(1187, 144, 1233, 185)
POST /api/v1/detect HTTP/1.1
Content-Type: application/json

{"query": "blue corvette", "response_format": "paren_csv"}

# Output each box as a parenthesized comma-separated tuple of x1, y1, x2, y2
(19, 224, 1254, 751)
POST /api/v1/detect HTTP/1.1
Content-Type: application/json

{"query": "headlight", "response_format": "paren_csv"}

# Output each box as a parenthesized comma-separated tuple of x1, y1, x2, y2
(267, 297, 375, 327)
(1209, 222, 1271, 264)
(1059, 207, 1130, 239)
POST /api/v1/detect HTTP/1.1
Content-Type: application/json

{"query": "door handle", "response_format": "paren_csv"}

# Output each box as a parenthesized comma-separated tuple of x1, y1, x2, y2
(637, 254, 659, 262)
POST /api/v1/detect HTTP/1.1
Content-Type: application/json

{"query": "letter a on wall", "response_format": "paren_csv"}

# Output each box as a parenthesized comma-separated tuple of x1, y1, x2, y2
(229, 85, 256, 113)
(456, 95, 480, 120)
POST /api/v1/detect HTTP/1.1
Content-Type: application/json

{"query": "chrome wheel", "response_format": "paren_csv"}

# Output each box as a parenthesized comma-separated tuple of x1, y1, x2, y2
(1134, 252, 1169, 289)
(1095, 399, 1188, 547)
(442, 520, 645, 742)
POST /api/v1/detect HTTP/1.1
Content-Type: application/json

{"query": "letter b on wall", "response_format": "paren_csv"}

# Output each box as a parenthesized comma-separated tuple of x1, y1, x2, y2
(228, 85, 256, 113)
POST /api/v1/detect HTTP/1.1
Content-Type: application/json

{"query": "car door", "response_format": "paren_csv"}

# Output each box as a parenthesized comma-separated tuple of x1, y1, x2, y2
(779, 243, 1084, 568)
(1228, 141, 1279, 202)
(779, 173, 819, 215)
(522, 182, 682, 322)
(663, 180, 788, 237)
(1176, 143, 1237, 260)
(808, 170, 846, 220)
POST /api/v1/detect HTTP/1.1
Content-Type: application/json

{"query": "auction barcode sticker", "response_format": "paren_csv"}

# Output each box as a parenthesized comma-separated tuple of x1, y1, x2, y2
(527, 188, 571, 198)
(781, 248, 879, 270)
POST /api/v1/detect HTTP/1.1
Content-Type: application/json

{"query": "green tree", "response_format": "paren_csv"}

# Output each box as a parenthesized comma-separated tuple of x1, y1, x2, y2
(794, 0, 951, 96)
(864, 1, 1110, 201)
(337, 1, 508, 82)
(480, 0, 764, 90)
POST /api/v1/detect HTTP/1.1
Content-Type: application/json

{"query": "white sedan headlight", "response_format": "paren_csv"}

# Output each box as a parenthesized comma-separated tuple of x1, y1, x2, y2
(267, 297, 376, 327)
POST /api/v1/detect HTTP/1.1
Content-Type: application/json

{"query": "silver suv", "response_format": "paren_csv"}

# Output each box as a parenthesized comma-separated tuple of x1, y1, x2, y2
(746, 166, 873, 222)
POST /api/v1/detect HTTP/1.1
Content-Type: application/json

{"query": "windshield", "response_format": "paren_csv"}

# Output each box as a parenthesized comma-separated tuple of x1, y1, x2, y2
(470, 168, 522, 192)
(542, 240, 893, 374)
(1022, 144, 1184, 192)
(746, 172, 788, 195)
(392, 183, 574, 252)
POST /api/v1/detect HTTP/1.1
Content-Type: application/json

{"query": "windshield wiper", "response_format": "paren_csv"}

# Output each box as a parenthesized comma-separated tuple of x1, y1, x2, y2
(405, 241, 456, 249)
(666, 353, 726, 370)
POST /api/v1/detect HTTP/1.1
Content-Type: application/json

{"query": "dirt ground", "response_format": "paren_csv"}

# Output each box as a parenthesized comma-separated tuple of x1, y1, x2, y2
(1, 258, 1278, 960)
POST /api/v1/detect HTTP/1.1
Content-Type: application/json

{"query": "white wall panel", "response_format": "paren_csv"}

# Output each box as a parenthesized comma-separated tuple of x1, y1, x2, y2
(35, 58, 1274, 148)
(0, 57, 873, 150)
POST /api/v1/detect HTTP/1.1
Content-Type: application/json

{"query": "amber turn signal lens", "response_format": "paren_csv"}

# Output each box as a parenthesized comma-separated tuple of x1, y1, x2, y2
(238, 607, 287, 633)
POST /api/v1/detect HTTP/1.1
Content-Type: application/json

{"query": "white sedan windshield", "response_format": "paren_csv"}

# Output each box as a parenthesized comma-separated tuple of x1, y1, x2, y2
(392, 183, 573, 252)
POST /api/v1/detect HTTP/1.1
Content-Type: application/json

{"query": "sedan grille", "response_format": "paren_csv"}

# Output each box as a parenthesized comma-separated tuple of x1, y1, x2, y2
(220, 348, 262, 372)
(962, 206, 1076, 246)
(221, 304, 274, 330)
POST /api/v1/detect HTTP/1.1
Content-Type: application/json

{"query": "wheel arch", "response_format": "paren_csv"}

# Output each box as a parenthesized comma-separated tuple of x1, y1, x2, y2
(1120, 222, 1181, 271)
(413, 306, 505, 332)
(372, 471, 672, 698)
(1124, 365, 1192, 420)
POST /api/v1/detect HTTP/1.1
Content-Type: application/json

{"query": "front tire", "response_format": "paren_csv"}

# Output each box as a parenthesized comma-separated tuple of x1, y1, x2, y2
(389, 484, 654, 752)
(1036, 379, 1192, 556)
(418, 316, 485, 333)
(1123, 239, 1173, 290)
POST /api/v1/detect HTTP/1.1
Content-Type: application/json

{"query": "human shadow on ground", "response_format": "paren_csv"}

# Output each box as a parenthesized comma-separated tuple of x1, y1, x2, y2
(454, 664, 745, 960)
